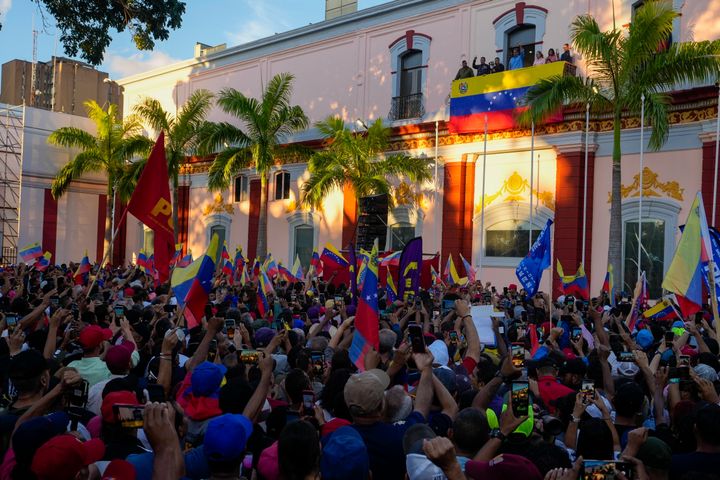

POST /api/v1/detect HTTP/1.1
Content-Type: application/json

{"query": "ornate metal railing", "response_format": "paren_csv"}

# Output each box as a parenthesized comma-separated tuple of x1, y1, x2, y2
(388, 93, 424, 120)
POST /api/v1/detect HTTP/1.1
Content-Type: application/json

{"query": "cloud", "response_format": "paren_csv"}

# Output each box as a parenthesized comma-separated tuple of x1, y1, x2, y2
(104, 50, 182, 78)
(225, 2, 291, 46)
(0, 0, 12, 21)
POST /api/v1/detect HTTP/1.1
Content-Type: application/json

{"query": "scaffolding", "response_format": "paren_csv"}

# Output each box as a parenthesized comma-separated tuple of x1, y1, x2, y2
(0, 104, 24, 264)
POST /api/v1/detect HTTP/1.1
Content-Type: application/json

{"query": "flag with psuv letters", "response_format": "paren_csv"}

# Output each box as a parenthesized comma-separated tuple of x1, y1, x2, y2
(398, 237, 422, 301)
(515, 219, 552, 297)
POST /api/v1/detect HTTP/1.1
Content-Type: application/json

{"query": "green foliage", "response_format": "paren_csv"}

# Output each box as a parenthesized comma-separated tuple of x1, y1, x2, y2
(27, 0, 186, 65)
(301, 116, 433, 210)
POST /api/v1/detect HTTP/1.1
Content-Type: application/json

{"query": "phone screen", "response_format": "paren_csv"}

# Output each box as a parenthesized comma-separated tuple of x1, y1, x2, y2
(571, 327, 582, 341)
(240, 350, 260, 364)
(311, 351, 325, 376)
(511, 343, 525, 368)
(408, 323, 425, 354)
(114, 306, 125, 317)
(511, 381, 530, 417)
(619, 351, 635, 363)
(67, 379, 89, 408)
(449, 331, 459, 344)
(302, 390, 315, 412)
(441, 299, 454, 314)
(113, 404, 145, 428)
(664, 331, 674, 345)
(582, 460, 634, 479)
(580, 379, 595, 404)
(5, 313, 18, 332)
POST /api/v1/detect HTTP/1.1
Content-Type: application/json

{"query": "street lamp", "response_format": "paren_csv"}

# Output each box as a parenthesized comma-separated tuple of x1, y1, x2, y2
(103, 77, 113, 106)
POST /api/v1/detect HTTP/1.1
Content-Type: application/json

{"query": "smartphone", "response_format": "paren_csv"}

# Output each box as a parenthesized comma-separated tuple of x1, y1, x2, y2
(580, 379, 595, 404)
(145, 384, 165, 403)
(224, 319, 236, 339)
(432, 310, 440, 319)
(678, 365, 690, 380)
(50, 295, 60, 306)
(678, 355, 690, 367)
(113, 404, 145, 428)
(581, 460, 634, 479)
(164, 327, 185, 343)
(571, 327, 582, 342)
(511, 343, 525, 368)
(310, 351, 325, 376)
(449, 331, 459, 344)
(5, 313, 18, 333)
(302, 389, 315, 415)
(664, 331, 674, 347)
(240, 349, 260, 364)
(498, 324, 505, 335)
(208, 339, 218, 362)
(114, 305, 125, 318)
(511, 381, 530, 417)
(334, 296, 342, 305)
(695, 312, 703, 325)
(619, 351, 635, 363)
(67, 379, 89, 408)
(163, 304, 177, 313)
(408, 323, 425, 354)
(441, 299, 454, 315)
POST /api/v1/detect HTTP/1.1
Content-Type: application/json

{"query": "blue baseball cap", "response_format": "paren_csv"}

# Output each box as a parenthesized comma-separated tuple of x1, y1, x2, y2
(190, 361, 227, 397)
(636, 329, 654, 350)
(320, 426, 369, 480)
(13, 411, 69, 465)
(203, 414, 254, 463)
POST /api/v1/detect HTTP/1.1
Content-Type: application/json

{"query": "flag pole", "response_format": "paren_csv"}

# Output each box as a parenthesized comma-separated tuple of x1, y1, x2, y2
(479, 111, 488, 283)
(708, 259, 720, 344)
(529, 120, 535, 252)
(582, 101, 590, 266)
(638, 93, 645, 280)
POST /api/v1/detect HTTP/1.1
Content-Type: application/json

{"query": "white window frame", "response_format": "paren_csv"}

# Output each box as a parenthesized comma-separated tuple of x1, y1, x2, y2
(474, 202, 553, 268)
(274, 170, 291, 201)
(389, 31, 431, 102)
(385, 205, 424, 251)
(234, 175, 249, 203)
(493, 6, 547, 58)
(201, 212, 232, 251)
(287, 211, 321, 266)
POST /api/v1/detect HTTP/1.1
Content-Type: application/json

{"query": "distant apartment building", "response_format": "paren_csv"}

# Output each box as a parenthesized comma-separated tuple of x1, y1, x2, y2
(0, 57, 123, 116)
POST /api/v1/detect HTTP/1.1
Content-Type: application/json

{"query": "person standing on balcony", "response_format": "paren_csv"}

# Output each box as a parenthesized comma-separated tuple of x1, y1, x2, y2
(454, 60, 474, 80)
(491, 57, 505, 73)
(472, 56, 492, 76)
(560, 43, 574, 63)
(533, 51, 545, 66)
(545, 48, 559, 63)
(508, 47, 525, 70)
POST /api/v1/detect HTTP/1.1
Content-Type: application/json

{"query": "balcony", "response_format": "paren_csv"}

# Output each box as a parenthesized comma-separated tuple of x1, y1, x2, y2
(389, 93, 424, 121)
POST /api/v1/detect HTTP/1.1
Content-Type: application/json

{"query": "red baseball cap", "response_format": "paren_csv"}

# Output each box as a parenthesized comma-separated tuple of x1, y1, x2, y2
(104, 341, 135, 372)
(31, 434, 105, 480)
(102, 459, 137, 480)
(78, 325, 113, 350)
(466, 454, 542, 480)
(101, 391, 140, 424)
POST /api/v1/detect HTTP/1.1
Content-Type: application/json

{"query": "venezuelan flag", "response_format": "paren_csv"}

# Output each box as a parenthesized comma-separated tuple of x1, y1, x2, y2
(257, 267, 273, 316)
(291, 255, 304, 281)
(35, 251, 52, 271)
(177, 252, 193, 268)
(460, 253, 476, 283)
(221, 242, 230, 261)
(277, 263, 294, 283)
(171, 243, 183, 266)
(74, 250, 91, 285)
(264, 254, 279, 278)
(431, 264, 444, 286)
(386, 268, 398, 303)
(662, 192, 713, 316)
(602, 264, 615, 306)
(350, 249, 380, 371)
(449, 62, 568, 133)
(311, 248, 323, 276)
(320, 243, 349, 269)
(19, 242, 43, 263)
(171, 234, 219, 329)
(556, 260, 589, 300)
(137, 250, 148, 271)
(444, 254, 466, 286)
(379, 250, 401, 267)
(628, 271, 648, 332)
(643, 298, 679, 322)
(222, 258, 234, 278)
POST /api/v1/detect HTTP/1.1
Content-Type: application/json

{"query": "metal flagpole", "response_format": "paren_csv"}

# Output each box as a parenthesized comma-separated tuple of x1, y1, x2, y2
(435, 120, 440, 258)
(638, 93, 645, 279)
(529, 120, 535, 251)
(582, 102, 590, 266)
(713, 83, 720, 225)
(479, 112, 489, 282)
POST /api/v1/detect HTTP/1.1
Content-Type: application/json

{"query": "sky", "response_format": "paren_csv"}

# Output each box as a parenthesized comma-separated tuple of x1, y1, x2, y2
(0, 0, 390, 79)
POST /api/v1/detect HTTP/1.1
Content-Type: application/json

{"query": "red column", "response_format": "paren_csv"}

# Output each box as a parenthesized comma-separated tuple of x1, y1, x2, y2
(96, 194, 107, 263)
(177, 185, 190, 253)
(112, 196, 127, 266)
(247, 179, 261, 261)
(441, 155, 476, 262)
(341, 182, 358, 247)
(552, 146, 595, 298)
(42, 189, 58, 259)
(701, 140, 720, 226)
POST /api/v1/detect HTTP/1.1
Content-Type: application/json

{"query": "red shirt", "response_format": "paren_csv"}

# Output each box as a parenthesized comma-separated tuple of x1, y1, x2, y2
(537, 375, 574, 414)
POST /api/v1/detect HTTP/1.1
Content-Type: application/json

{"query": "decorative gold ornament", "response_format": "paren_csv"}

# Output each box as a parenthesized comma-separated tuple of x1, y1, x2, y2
(607, 166, 684, 203)
(392, 182, 425, 208)
(202, 194, 234, 215)
(475, 171, 555, 215)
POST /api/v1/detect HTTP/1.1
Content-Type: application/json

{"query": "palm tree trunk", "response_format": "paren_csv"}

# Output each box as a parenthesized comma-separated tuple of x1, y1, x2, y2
(172, 175, 179, 243)
(104, 189, 113, 262)
(608, 112, 623, 294)
(257, 173, 268, 259)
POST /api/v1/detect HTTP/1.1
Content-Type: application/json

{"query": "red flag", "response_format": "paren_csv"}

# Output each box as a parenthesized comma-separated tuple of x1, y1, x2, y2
(127, 132, 174, 283)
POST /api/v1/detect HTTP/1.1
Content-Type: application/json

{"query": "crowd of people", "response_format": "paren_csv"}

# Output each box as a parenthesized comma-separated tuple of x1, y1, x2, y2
(0, 259, 719, 480)
(454, 44, 574, 80)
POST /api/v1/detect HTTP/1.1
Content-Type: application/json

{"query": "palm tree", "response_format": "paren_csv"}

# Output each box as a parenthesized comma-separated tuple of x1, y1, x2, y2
(49, 100, 152, 257)
(203, 73, 309, 259)
(132, 89, 214, 240)
(520, 0, 720, 289)
(300, 116, 432, 215)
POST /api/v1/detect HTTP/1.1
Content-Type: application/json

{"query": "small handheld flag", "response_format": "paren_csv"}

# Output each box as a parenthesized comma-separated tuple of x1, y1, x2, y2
(19, 242, 43, 263)
(556, 261, 589, 300)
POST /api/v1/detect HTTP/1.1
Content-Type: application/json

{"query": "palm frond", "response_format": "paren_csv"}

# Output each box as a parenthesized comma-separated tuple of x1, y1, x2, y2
(622, 0, 678, 75)
(116, 159, 148, 201)
(262, 73, 296, 120)
(216, 88, 261, 126)
(207, 147, 254, 191)
(175, 90, 214, 143)
(50, 151, 105, 198)
(520, 75, 599, 126)
(642, 92, 672, 151)
(300, 162, 345, 209)
(133, 97, 172, 133)
(200, 121, 252, 155)
(47, 127, 97, 150)
(376, 154, 433, 183)
(115, 135, 154, 163)
(571, 14, 621, 79)
(271, 105, 309, 140)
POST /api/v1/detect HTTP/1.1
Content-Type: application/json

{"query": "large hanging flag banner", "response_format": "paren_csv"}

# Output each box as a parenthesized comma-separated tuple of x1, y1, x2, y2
(398, 237, 423, 301)
(19, 242, 43, 263)
(602, 264, 616, 306)
(171, 234, 219, 329)
(459, 253, 476, 284)
(701, 226, 720, 309)
(448, 61, 567, 133)
(515, 219, 552, 297)
(74, 251, 91, 285)
(556, 261, 589, 300)
(643, 297, 680, 322)
(662, 192, 713, 316)
(349, 249, 380, 371)
(127, 132, 174, 283)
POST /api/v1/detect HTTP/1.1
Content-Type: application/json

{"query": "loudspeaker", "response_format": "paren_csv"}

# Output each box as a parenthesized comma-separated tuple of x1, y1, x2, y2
(356, 194, 388, 251)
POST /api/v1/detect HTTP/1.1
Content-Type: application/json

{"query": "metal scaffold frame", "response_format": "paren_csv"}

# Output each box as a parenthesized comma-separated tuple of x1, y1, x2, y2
(0, 104, 24, 265)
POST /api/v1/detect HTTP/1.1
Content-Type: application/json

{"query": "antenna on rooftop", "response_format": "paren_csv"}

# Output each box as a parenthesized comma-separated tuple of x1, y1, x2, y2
(30, 15, 39, 107)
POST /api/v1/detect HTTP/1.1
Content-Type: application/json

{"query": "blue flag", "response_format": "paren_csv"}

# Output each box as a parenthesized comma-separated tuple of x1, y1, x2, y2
(515, 219, 553, 297)
(398, 237, 422, 301)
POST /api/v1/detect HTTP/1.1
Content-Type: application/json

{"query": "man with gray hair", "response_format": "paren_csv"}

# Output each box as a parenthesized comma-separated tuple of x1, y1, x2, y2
(378, 329, 397, 370)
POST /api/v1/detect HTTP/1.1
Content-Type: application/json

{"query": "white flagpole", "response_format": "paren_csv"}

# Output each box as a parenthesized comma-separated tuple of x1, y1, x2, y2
(638, 93, 645, 280)
(529, 120, 535, 251)
(713, 83, 720, 225)
(479, 111, 488, 283)
(434, 120, 440, 256)
(582, 101, 590, 266)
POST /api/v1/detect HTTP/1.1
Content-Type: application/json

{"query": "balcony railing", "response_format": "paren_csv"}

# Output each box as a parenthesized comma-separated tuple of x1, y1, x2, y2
(389, 93, 424, 121)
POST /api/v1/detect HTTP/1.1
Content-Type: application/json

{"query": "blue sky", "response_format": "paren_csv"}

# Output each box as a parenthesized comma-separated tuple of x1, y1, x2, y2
(0, 0, 390, 79)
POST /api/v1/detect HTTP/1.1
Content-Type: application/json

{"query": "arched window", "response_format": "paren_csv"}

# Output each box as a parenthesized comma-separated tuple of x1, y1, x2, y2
(506, 25, 536, 68)
(386, 205, 423, 251)
(389, 30, 431, 121)
(210, 225, 226, 264)
(274, 171, 291, 200)
(294, 225, 314, 269)
(621, 198, 681, 298)
(234, 175, 249, 203)
(389, 222, 416, 250)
